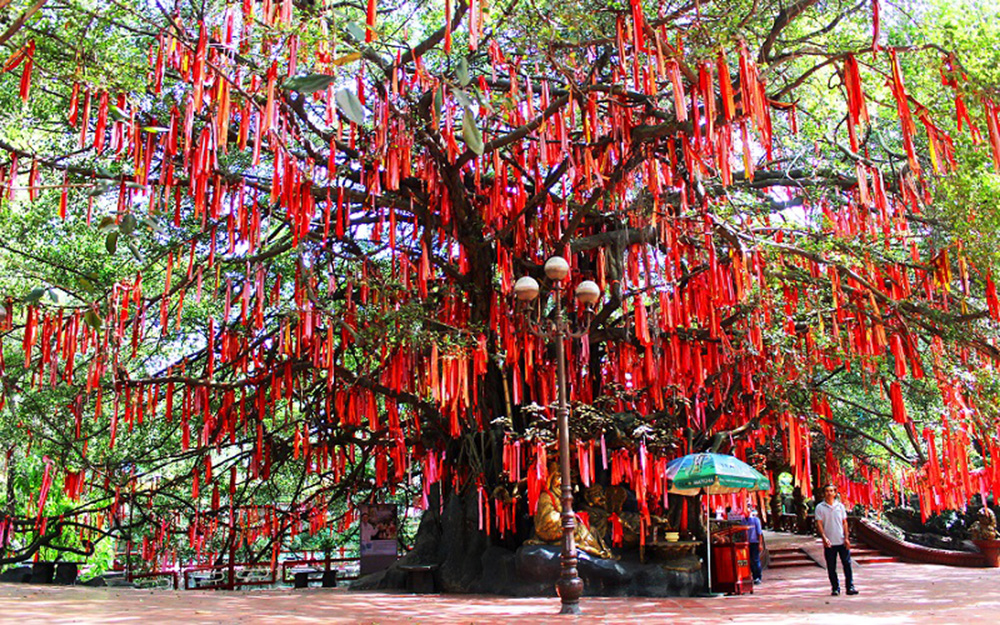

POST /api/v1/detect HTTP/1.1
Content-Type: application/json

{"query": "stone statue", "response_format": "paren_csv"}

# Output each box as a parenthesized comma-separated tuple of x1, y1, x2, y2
(527, 470, 613, 559)
(969, 506, 998, 541)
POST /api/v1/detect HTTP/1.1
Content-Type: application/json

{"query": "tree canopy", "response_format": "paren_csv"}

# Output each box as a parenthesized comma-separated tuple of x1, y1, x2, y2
(3, 0, 1000, 573)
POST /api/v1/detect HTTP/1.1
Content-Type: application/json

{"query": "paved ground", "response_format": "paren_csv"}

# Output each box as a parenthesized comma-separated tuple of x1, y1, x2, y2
(2, 533, 998, 624)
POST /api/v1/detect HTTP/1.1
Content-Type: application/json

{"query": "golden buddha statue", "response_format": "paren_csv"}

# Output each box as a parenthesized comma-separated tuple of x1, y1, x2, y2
(527, 470, 613, 559)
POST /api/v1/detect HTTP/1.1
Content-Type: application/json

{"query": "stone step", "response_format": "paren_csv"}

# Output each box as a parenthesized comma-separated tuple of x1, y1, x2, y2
(841, 539, 898, 564)
(768, 560, 817, 569)
(767, 547, 816, 569)
(800, 542, 878, 552)
(851, 540, 899, 564)
(770, 553, 812, 561)
(767, 539, 897, 567)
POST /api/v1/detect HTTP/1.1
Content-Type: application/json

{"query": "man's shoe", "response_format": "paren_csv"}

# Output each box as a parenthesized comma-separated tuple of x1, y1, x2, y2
(831, 588, 840, 596)
(846, 586, 859, 595)
(753, 578, 762, 585)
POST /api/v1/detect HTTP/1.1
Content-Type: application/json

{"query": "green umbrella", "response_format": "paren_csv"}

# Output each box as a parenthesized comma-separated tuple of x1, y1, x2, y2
(664, 453, 771, 595)
(665, 452, 771, 496)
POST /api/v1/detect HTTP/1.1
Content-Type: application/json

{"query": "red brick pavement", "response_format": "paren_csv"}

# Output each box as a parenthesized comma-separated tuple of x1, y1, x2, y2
(2, 534, 997, 624)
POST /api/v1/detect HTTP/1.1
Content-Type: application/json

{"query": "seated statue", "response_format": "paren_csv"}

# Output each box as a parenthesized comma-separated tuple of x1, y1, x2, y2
(583, 483, 680, 551)
(527, 470, 613, 559)
(970, 506, 998, 541)
(582, 485, 611, 546)
(605, 485, 644, 548)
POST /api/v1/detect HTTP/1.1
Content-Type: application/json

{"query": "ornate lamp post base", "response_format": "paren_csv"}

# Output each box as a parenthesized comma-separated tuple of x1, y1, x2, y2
(556, 575, 584, 614)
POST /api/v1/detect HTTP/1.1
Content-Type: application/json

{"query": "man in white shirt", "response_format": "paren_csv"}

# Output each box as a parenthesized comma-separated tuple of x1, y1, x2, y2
(814, 484, 858, 596)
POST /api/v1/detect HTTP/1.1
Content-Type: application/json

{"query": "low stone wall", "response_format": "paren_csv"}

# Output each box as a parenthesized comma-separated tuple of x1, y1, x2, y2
(855, 518, 987, 567)
(352, 544, 705, 597)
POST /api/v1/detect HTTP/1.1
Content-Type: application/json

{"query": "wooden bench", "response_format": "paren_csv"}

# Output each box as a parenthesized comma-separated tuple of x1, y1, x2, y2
(398, 564, 438, 593)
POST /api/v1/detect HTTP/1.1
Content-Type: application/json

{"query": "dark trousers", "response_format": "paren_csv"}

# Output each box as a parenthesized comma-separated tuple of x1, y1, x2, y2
(824, 544, 853, 590)
(748, 542, 762, 580)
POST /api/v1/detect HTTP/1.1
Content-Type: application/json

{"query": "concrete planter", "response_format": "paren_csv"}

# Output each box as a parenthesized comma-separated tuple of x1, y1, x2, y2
(31, 561, 55, 584)
(55, 562, 79, 584)
(972, 539, 1000, 568)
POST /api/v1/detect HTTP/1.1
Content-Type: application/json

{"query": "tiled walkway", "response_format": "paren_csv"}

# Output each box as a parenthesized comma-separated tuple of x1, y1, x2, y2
(2, 533, 997, 624)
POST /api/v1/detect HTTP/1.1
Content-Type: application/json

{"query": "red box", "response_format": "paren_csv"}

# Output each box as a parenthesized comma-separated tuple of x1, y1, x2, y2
(712, 541, 753, 595)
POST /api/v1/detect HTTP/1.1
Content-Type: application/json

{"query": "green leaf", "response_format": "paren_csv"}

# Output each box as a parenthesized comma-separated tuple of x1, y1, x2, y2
(25, 287, 46, 303)
(433, 86, 443, 121)
(78, 277, 95, 294)
(462, 107, 484, 156)
(109, 105, 129, 122)
(127, 240, 143, 262)
(88, 182, 113, 198)
(120, 214, 138, 235)
(452, 87, 473, 110)
(282, 74, 338, 93)
(471, 85, 493, 114)
(142, 126, 169, 133)
(457, 58, 471, 87)
(105, 232, 119, 255)
(97, 216, 117, 232)
(140, 217, 165, 234)
(45, 289, 63, 305)
(83, 310, 102, 330)
(331, 52, 362, 67)
(335, 89, 366, 125)
(345, 22, 366, 41)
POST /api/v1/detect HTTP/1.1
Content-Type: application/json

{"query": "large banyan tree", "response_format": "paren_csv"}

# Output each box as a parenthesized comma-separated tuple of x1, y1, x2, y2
(3, 0, 1000, 582)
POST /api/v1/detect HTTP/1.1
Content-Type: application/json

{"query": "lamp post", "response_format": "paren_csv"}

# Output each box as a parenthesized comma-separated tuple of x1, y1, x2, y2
(513, 256, 602, 616)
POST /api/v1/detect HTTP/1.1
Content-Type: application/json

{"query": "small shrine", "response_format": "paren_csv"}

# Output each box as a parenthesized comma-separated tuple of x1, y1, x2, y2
(353, 461, 759, 597)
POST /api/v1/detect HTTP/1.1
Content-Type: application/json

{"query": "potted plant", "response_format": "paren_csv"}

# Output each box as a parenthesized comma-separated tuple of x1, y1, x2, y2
(317, 535, 339, 587)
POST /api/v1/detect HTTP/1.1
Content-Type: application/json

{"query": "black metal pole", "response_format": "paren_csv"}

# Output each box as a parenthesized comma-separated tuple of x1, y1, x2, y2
(553, 290, 583, 614)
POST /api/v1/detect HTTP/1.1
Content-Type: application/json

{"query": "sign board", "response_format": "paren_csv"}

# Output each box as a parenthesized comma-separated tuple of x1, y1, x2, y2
(359, 503, 399, 575)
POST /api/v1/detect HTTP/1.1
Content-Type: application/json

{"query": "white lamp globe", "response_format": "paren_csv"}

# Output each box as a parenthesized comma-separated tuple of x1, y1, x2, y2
(513, 276, 540, 301)
(575, 280, 601, 305)
(544, 256, 570, 281)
